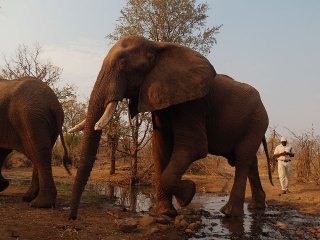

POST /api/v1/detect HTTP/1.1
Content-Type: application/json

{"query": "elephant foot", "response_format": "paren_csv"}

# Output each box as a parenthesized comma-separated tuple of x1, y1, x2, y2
(22, 191, 38, 202)
(30, 190, 56, 208)
(248, 191, 266, 209)
(247, 200, 266, 209)
(150, 201, 178, 218)
(30, 197, 56, 208)
(175, 180, 196, 207)
(23, 185, 39, 202)
(220, 202, 244, 217)
(0, 179, 9, 192)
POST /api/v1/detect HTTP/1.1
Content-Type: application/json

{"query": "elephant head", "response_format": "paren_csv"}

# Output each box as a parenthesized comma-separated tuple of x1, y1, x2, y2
(69, 35, 216, 219)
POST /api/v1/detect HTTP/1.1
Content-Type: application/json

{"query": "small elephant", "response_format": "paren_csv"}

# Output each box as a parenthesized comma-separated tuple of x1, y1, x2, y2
(68, 36, 272, 219)
(0, 76, 70, 208)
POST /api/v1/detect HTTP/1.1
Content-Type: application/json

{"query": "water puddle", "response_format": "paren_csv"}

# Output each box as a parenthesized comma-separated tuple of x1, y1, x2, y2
(188, 194, 280, 239)
(88, 182, 154, 213)
(92, 182, 320, 239)
(6, 176, 31, 186)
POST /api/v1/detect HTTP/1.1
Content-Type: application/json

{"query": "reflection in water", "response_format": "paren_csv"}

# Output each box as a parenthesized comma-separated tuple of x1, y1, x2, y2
(220, 217, 245, 238)
(188, 194, 284, 239)
(218, 209, 275, 239)
(94, 182, 154, 212)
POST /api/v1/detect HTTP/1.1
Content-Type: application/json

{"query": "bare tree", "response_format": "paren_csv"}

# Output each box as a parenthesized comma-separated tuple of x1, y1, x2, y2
(108, 0, 221, 55)
(114, 101, 152, 185)
(1, 43, 85, 167)
(102, 104, 126, 175)
(1, 44, 60, 85)
(62, 97, 87, 132)
(62, 97, 87, 167)
(126, 111, 152, 185)
(0, 42, 80, 129)
(0, 43, 74, 102)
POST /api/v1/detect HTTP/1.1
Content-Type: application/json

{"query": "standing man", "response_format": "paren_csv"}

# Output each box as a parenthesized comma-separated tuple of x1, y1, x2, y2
(273, 137, 295, 195)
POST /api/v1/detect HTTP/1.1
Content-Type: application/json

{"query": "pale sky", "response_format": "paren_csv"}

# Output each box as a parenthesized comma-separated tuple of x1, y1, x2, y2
(1, 0, 319, 137)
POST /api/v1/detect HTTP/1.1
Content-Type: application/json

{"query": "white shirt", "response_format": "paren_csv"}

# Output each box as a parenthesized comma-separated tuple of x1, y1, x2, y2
(274, 144, 295, 161)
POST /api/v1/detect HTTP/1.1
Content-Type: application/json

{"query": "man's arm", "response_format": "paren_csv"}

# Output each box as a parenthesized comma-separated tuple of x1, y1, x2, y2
(273, 152, 286, 158)
(273, 146, 286, 158)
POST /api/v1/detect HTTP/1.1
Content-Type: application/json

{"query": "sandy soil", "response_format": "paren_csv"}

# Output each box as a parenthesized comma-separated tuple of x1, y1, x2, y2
(0, 164, 319, 240)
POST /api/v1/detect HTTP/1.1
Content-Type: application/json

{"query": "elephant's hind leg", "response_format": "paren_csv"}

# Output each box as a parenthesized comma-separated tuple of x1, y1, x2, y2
(22, 165, 39, 202)
(220, 144, 260, 216)
(220, 159, 249, 217)
(0, 148, 12, 192)
(247, 156, 266, 209)
(21, 120, 57, 208)
(221, 104, 268, 217)
(26, 148, 56, 208)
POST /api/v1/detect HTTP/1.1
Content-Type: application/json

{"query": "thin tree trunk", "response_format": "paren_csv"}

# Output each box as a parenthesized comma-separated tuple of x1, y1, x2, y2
(108, 134, 119, 175)
(270, 129, 277, 173)
(130, 118, 139, 186)
(129, 186, 137, 212)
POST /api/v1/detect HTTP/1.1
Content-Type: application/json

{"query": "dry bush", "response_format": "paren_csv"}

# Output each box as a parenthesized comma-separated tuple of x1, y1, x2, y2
(187, 155, 232, 177)
(291, 130, 320, 184)
(96, 140, 154, 186)
(52, 134, 81, 168)
(52, 141, 65, 166)
(136, 144, 154, 185)
(4, 151, 31, 168)
(64, 133, 82, 167)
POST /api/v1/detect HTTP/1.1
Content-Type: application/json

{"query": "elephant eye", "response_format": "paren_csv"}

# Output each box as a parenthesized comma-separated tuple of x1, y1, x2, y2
(118, 58, 127, 69)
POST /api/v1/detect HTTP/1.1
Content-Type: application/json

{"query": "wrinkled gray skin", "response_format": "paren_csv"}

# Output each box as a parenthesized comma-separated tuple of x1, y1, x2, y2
(0, 76, 70, 208)
(69, 36, 272, 219)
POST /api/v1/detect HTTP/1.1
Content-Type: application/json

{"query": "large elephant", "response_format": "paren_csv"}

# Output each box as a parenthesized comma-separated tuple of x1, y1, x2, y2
(0, 76, 70, 208)
(69, 36, 272, 219)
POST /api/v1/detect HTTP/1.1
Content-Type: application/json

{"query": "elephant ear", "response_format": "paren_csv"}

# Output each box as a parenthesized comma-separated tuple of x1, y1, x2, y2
(138, 43, 216, 113)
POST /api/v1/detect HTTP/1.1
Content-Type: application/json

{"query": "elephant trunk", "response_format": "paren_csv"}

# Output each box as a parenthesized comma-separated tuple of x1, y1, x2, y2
(69, 104, 103, 220)
(69, 66, 125, 220)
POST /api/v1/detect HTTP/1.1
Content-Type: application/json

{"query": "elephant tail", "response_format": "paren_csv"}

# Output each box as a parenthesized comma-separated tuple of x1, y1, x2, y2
(59, 130, 72, 176)
(262, 136, 273, 186)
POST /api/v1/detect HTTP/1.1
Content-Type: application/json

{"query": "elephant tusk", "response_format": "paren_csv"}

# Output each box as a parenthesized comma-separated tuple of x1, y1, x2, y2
(94, 101, 118, 131)
(68, 119, 86, 133)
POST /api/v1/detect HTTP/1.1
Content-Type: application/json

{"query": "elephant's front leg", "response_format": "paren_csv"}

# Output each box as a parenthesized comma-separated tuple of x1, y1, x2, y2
(159, 101, 208, 209)
(0, 148, 12, 192)
(152, 122, 176, 217)
(161, 146, 201, 208)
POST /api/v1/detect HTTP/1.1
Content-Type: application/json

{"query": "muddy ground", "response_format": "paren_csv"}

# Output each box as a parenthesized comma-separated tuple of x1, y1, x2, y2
(0, 163, 320, 240)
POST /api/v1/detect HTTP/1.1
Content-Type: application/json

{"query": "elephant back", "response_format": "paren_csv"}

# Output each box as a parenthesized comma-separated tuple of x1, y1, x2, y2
(10, 77, 64, 133)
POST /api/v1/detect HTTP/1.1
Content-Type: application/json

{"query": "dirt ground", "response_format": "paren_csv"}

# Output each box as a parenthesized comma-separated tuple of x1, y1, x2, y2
(0, 163, 319, 240)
